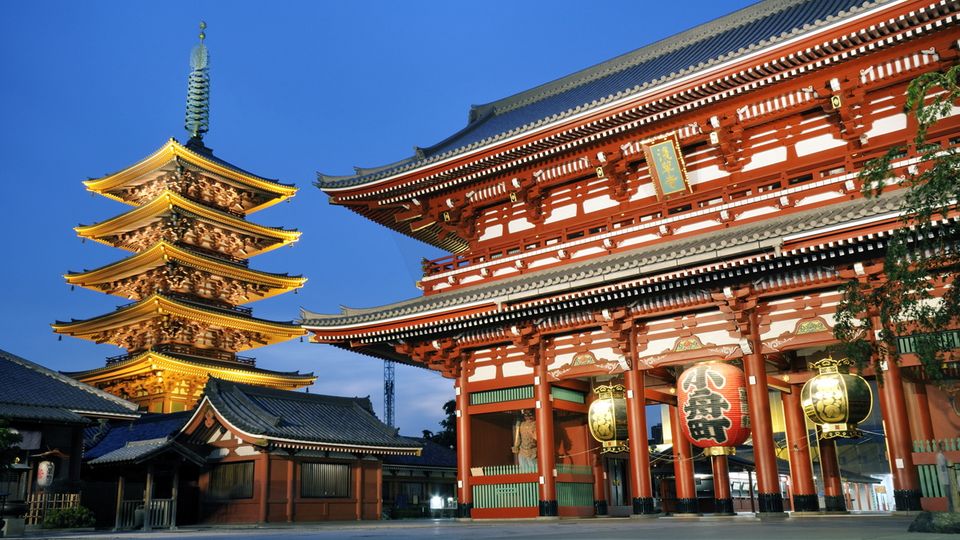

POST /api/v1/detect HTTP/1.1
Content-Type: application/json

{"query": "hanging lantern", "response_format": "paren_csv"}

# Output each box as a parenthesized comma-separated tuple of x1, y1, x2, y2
(588, 384, 629, 453)
(801, 357, 872, 439)
(36, 460, 55, 488)
(677, 362, 751, 456)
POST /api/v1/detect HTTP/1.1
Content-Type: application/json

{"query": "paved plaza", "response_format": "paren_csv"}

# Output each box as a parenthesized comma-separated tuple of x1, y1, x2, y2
(20, 514, 953, 540)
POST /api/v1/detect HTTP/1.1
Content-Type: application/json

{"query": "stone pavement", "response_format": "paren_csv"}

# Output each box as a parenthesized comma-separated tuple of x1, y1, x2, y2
(15, 513, 949, 540)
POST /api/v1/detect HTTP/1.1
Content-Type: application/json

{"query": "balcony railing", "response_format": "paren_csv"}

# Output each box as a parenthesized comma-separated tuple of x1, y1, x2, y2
(107, 345, 256, 366)
(419, 131, 946, 290)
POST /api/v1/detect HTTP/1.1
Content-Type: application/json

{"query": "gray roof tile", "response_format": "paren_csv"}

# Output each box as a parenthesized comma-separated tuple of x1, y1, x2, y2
(302, 191, 903, 328)
(319, 0, 890, 190)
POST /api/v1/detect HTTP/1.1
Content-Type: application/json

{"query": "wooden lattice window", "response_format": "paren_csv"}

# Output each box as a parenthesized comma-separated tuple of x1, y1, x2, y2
(300, 462, 350, 498)
(209, 461, 254, 499)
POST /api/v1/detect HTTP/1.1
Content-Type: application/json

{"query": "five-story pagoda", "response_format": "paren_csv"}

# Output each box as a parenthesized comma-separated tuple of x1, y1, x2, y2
(54, 25, 314, 412)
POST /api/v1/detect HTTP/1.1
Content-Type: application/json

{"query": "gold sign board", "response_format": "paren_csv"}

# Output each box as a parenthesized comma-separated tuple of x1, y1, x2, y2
(642, 133, 690, 199)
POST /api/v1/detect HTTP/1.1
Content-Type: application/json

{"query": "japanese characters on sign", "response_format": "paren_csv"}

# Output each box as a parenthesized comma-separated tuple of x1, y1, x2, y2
(677, 362, 750, 455)
(642, 133, 690, 199)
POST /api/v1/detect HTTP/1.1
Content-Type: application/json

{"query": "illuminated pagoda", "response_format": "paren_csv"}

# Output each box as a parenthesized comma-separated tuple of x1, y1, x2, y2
(55, 24, 314, 413)
(304, 0, 959, 519)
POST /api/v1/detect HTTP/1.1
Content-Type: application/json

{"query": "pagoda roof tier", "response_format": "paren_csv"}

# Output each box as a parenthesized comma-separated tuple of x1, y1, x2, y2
(84, 138, 297, 213)
(317, 0, 899, 194)
(64, 349, 315, 390)
(53, 293, 306, 351)
(64, 240, 306, 302)
(75, 190, 300, 257)
(303, 188, 908, 344)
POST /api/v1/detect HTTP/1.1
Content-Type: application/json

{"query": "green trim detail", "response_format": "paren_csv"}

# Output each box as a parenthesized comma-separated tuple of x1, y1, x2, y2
(469, 385, 534, 405)
(551, 386, 586, 404)
(473, 482, 538, 509)
(557, 482, 594, 507)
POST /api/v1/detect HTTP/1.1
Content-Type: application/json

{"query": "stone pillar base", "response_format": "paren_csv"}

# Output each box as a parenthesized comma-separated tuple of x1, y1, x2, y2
(713, 498, 735, 515)
(824, 495, 847, 513)
(539, 500, 558, 517)
(894, 489, 922, 512)
(791, 493, 820, 513)
(675, 498, 699, 515)
(457, 502, 472, 518)
(757, 492, 784, 513)
(632, 497, 658, 515)
(594, 500, 608, 516)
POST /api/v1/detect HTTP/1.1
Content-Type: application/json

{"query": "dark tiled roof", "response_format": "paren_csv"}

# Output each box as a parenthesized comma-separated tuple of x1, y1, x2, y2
(319, 0, 890, 189)
(0, 348, 139, 423)
(302, 190, 904, 328)
(83, 412, 192, 460)
(203, 378, 422, 452)
(383, 438, 456, 468)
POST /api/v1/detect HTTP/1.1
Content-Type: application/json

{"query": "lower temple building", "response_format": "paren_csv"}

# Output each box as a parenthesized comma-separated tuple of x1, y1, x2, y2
(82, 378, 421, 527)
(303, 0, 960, 518)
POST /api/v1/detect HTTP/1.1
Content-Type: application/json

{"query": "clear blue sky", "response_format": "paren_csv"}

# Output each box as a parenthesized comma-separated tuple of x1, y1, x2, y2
(0, 0, 754, 435)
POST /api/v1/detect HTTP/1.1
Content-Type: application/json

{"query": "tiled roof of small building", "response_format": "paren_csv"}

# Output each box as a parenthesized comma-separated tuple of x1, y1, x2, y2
(383, 438, 456, 468)
(318, 0, 891, 189)
(202, 378, 422, 452)
(0, 348, 139, 424)
(84, 411, 192, 460)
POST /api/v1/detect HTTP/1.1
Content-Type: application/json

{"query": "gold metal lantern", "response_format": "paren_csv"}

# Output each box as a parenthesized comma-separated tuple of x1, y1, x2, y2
(800, 357, 873, 439)
(588, 384, 629, 453)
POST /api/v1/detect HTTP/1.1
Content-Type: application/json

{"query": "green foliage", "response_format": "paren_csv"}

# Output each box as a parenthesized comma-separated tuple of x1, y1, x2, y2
(834, 64, 960, 378)
(41, 506, 95, 529)
(0, 419, 23, 476)
(422, 399, 456, 449)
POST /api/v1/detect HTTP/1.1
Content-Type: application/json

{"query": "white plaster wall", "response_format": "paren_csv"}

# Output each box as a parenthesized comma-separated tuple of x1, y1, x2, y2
(742, 146, 787, 171)
(583, 194, 619, 214)
(545, 203, 578, 224)
(686, 165, 729, 185)
(795, 133, 846, 157)
(502, 360, 534, 377)
(468, 365, 497, 382)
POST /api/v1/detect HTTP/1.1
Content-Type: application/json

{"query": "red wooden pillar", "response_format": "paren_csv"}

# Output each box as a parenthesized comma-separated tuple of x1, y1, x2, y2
(712, 455, 734, 515)
(455, 371, 473, 518)
(874, 342, 922, 511)
(782, 388, 819, 512)
(354, 459, 363, 520)
(624, 358, 655, 514)
(818, 437, 847, 512)
(592, 452, 608, 516)
(669, 404, 698, 515)
(286, 457, 295, 522)
(535, 349, 558, 516)
(910, 382, 936, 443)
(742, 311, 784, 513)
(258, 455, 269, 524)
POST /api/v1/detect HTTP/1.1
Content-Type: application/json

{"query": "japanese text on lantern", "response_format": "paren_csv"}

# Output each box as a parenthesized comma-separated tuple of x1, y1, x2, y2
(680, 366, 731, 444)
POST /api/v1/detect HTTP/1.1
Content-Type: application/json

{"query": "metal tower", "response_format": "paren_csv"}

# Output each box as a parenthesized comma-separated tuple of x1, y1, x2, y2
(384, 360, 395, 428)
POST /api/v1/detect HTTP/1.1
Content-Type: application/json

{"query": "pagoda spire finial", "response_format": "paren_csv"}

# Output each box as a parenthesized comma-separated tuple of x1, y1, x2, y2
(185, 21, 210, 152)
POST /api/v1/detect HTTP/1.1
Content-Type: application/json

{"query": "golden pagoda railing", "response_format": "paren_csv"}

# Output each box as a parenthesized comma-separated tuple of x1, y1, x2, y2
(107, 345, 256, 366)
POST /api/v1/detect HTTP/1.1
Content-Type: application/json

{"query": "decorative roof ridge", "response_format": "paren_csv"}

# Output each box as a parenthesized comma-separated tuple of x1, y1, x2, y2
(317, 0, 899, 191)
(316, 155, 418, 187)
(211, 377, 370, 407)
(76, 189, 301, 238)
(66, 240, 305, 283)
(464, 0, 872, 121)
(0, 348, 139, 414)
(302, 189, 906, 327)
(84, 138, 294, 193)
(53, 292, 303, 329)
(62, 349, 315, 379)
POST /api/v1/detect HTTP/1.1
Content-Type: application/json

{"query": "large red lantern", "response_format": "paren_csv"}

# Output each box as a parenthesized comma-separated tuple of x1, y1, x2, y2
(677, 362, 751, 455)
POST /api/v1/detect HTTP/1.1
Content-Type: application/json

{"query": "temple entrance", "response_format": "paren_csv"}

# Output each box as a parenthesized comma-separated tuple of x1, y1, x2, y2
(606, 456, 631, 517)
